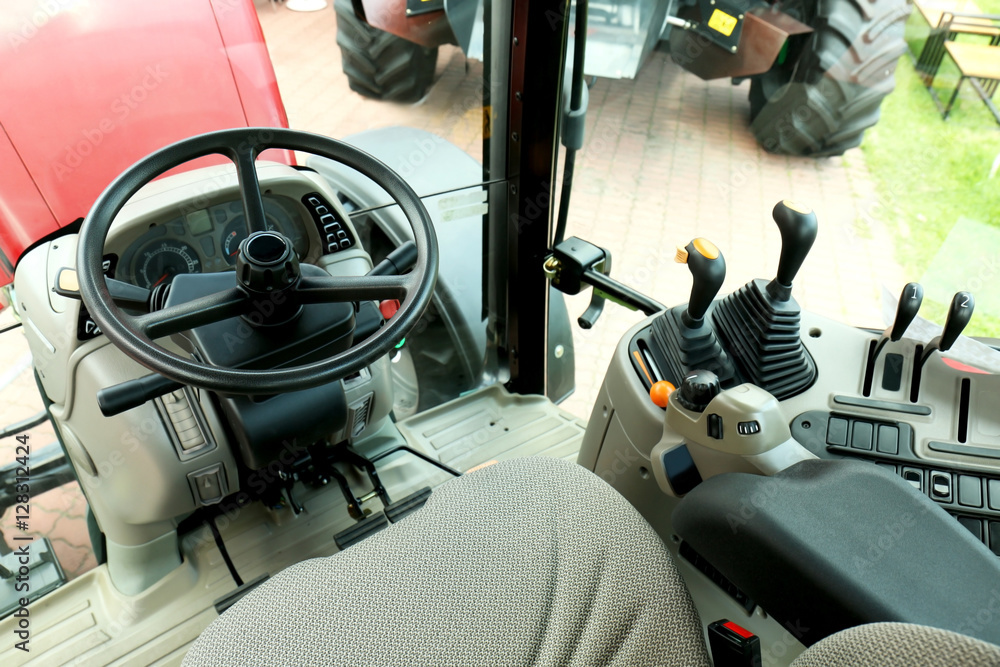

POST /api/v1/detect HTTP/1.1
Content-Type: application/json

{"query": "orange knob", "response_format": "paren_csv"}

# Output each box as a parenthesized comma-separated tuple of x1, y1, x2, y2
(649, 380, 675, 408)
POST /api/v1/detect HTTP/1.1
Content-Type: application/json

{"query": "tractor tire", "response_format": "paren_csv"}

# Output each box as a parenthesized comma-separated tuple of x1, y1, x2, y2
(334, 0, 438, 103)
(749, 0, 911, 156)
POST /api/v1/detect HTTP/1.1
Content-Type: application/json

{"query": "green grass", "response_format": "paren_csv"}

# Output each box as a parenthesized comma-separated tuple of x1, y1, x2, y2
(861, 8, 1000, 336)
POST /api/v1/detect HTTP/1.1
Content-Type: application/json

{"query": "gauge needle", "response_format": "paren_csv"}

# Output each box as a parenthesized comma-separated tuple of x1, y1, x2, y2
(152, 273, 169, 288)
(230, 249, 240, 257)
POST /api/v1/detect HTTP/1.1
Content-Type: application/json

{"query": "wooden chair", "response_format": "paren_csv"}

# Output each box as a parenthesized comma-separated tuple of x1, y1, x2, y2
(912, 4, 1000, 85)
(930, 40, 1000, 124)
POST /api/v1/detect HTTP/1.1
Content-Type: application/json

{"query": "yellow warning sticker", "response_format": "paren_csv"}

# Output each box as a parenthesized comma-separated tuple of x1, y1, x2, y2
(707, 9, 738, 37)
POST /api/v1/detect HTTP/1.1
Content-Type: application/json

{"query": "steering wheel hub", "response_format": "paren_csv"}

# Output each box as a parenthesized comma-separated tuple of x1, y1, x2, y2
(236, 231, 300, 302)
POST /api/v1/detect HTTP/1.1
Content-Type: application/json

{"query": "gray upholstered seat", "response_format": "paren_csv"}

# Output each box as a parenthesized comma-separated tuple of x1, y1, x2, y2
(183, 456, 1000, 666)
(183, 456, 710, 666)
(790, 623, 1000, 666)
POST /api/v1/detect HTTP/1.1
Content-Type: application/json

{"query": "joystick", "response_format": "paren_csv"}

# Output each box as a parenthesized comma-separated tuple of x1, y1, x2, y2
(677, 239, 727, 328)
(711, 200, 819, 400)
(651, 238, 737, 386)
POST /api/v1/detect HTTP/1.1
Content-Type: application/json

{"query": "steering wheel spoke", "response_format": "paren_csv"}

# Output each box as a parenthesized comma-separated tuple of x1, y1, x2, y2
(297, 274, 411, 304)
(232, 147, 270, 235)
(132, 287, 249, 339)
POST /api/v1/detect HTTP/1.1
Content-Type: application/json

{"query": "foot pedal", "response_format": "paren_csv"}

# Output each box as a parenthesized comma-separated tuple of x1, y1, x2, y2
(384, 486, 432, 524)
(213, 574, 269, 614)
(334, 512, 388, 550)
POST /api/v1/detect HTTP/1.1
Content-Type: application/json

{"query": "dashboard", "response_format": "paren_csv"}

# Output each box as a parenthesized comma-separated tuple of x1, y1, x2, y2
(100, 162, 358, 290)
(111, 195, 312, 288)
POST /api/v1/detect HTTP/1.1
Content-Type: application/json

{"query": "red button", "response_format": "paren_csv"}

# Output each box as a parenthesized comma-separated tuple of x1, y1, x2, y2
(379, 299, 401, 320)
(723, 621, 755, 639)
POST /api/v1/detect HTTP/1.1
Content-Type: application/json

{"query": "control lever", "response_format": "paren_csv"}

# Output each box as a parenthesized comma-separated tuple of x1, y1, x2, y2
(53, 267, 151, 310)
(676, 239, 726, 328)
(864, 282, 923, 395)
(879, 282, 925, 355)
(767, 200, 818, 302)
(577, 250, 612, 330)
(544, 237, 666, 328)
(367, 241, 417, 277)
(665, 372, 817, 476)
(710, 200, 818, 400)
(97, 374, 183, 417)
(919, 291, 975, 366)
(910, 291, 974, 402)
(650, 238, 736, 385)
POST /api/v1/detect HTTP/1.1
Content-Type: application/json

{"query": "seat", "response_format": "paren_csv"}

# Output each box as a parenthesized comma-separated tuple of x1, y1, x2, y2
(183, 457, 710, 666)
(183, 456, 1000, 666)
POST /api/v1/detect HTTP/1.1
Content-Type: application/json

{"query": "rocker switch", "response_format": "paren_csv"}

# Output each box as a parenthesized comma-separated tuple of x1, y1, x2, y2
(708, 414, 724, 439)
(188, 464, 227, 506)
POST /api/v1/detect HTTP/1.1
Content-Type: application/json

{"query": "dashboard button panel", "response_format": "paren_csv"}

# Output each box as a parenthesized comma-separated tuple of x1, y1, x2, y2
(958, 475, 983, 508)
(826, 417, 849, 446)
(902, 467, 923, 492)
(876, 424, 899, 455)
(303, 192, 354, 253)
(990, 479, 1000, 511)
(851, 421, 874, 450)
(930, 471, 953, 502)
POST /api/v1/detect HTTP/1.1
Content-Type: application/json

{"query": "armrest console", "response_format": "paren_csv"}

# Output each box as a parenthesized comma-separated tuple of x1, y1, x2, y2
(673, 459, 1000, 646)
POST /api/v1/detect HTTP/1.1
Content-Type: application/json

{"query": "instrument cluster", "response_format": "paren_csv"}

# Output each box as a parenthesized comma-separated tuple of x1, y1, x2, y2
(112, 195, 311, 288)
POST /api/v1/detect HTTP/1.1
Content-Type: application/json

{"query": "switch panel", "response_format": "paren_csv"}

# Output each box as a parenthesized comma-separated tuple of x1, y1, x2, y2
(187, 464, 227, 506)
(930, 471, 953, 503)
(303, 192, 354, 253)
(958, 475, 983, 508)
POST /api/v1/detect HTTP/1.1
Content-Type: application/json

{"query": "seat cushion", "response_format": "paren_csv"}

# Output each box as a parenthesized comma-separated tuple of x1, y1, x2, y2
(183, 456, 709, 666)
(792, 622, 1000, 666)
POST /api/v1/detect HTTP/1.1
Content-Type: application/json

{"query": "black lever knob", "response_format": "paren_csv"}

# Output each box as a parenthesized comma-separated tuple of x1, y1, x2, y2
(940, 291, 974, 352)
(866, 281, 925, 396)
(890, 282, 924, 341)
(676, 238, 726, 327)
(771, 200, 818, 294)
(677, 369, 721, 413)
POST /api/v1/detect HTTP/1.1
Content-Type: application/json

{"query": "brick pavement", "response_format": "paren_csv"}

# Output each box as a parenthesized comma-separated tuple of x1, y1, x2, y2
(0, 1, 903, 580)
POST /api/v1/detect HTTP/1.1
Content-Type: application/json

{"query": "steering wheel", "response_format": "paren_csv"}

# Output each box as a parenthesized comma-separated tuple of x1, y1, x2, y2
(76, 128, 438, 395)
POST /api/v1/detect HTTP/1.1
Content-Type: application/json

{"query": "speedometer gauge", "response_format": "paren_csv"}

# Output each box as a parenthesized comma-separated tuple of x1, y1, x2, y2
(135, 240, 202, 288)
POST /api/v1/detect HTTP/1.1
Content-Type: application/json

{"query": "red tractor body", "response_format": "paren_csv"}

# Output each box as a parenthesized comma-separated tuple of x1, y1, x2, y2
(0, 0, 291, 286)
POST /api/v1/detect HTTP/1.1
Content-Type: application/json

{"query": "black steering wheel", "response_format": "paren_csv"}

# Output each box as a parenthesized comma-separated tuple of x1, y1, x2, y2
(77, 128, 438, 395)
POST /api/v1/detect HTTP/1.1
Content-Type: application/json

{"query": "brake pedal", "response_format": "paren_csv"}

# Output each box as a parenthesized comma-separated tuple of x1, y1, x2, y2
(384, 486, 432, 524)
(334, 513, 388, 550)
